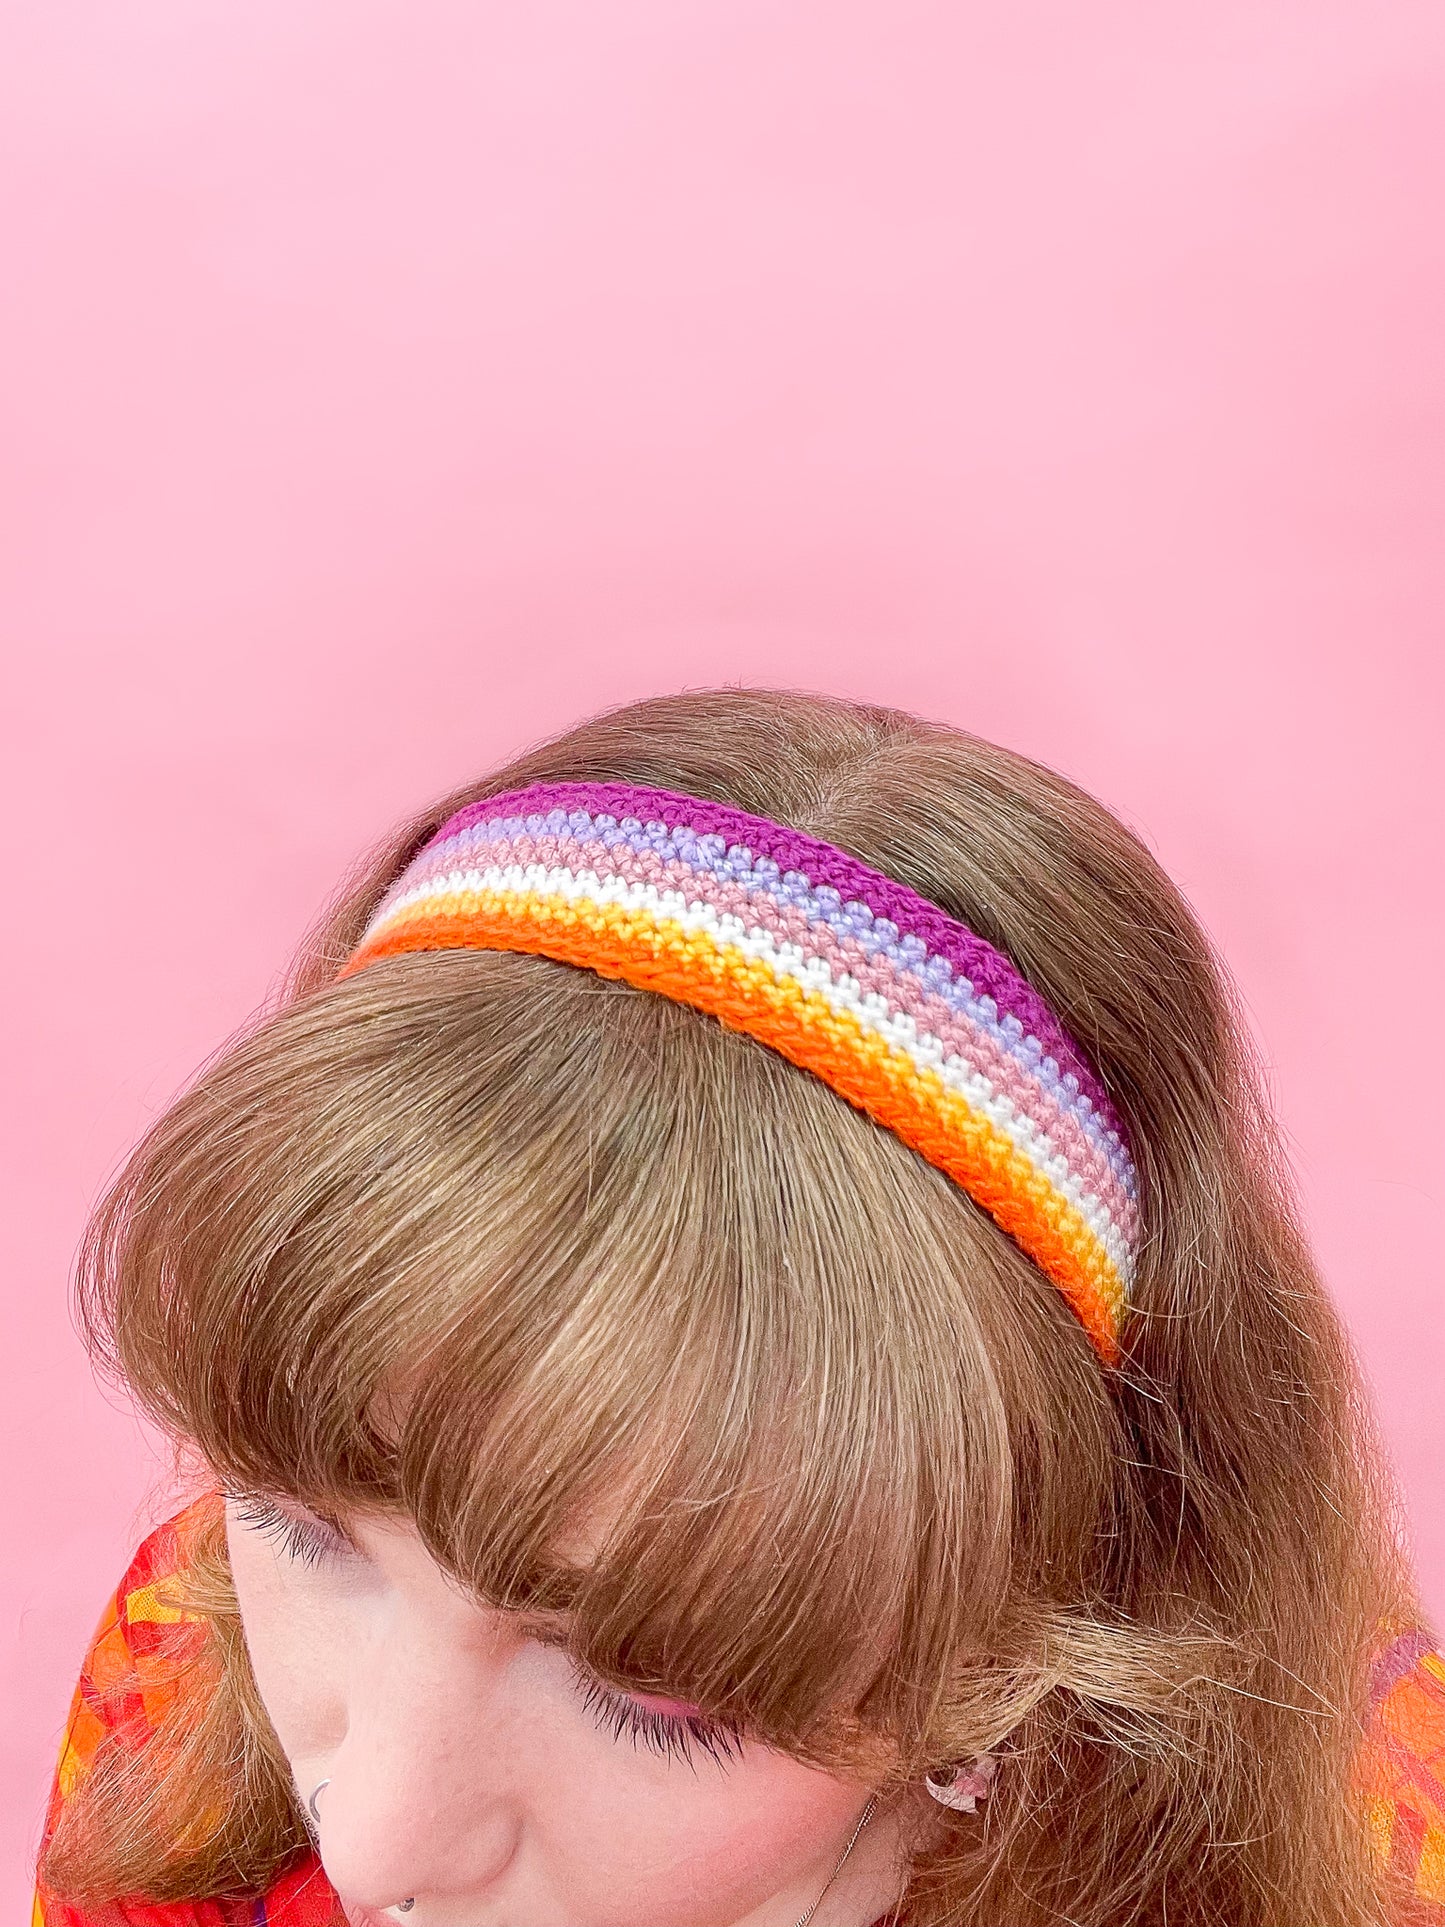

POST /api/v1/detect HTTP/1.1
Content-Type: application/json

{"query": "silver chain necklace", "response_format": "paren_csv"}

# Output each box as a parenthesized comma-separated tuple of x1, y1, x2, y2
(792, 1791, 879, 1927)
(310, 1778, 880, 1927)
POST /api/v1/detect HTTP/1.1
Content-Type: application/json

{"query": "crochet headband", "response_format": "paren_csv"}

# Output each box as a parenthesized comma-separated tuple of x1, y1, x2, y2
(340, 781, 1139, 1365)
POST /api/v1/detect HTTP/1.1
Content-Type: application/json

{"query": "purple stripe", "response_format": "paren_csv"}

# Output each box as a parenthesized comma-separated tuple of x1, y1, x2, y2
(410, 827, 1138, 1234)
(390, 816, 1134, 1191)
(438, 781, 1126, 1140)
(389, 818, 1134, 1190)
(392, 800, 1136, 1187)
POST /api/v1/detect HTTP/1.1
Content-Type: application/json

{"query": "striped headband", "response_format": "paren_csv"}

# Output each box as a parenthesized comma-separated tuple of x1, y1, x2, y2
(341, 781, 1139, 1364)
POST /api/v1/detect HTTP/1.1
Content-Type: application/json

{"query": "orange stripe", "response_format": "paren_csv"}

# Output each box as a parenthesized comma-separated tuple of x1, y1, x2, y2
(347, 895, 1124, 1358)
(348, 895, 1124, 1358)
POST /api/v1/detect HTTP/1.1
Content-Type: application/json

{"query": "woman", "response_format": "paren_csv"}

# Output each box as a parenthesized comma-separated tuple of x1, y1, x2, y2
(33, 687, 1445, 1924)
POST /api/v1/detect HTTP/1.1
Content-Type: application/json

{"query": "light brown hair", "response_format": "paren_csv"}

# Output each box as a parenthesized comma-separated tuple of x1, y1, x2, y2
(43, 687, 1418, 1923)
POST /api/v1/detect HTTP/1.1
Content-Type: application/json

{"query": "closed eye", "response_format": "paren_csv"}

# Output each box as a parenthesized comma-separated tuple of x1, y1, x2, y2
(225, 1488, 356, 1570)
(568, 1660, 746, 1770)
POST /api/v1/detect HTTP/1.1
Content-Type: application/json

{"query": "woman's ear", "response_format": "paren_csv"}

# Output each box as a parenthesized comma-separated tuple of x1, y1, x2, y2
(923, 1754, 998, 1812)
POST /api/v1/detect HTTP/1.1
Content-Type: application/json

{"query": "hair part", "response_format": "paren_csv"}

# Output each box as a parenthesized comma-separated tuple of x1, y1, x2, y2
(45, 686, 1415, 1923)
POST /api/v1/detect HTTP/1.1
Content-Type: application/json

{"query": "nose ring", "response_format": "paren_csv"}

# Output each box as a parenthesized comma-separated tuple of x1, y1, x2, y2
(307, 1779, 413, 1913)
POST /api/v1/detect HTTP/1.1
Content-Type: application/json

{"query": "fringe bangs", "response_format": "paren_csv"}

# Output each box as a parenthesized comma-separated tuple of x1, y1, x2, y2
(81, 945, 1106, 1780)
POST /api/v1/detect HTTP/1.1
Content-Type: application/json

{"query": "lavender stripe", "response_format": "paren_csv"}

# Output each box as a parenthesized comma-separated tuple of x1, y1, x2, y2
(387, 808, 1135, 1193)
(384, 819, 1134, 1194)
(380, 867, 1136, 1278)
(443, 782, 1121, 1134)
(414, 830, 1138, 1231)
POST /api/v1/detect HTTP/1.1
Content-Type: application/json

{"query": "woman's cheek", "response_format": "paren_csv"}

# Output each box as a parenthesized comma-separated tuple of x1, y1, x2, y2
(593, 1776, 860, 1925)
(514, 1658, 866, 1922)
(225, 1514, 352, 1762)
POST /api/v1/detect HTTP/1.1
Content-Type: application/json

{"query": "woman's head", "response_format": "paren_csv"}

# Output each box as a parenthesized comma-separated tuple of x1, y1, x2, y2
(47, 688, 1412, 1924)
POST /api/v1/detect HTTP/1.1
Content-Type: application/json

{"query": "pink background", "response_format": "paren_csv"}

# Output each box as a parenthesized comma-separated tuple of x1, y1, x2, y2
(4, 1, 1443, 1902)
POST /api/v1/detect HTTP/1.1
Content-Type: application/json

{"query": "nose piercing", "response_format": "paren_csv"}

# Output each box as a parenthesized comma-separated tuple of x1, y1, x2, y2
(308, 1781, 414, 1913)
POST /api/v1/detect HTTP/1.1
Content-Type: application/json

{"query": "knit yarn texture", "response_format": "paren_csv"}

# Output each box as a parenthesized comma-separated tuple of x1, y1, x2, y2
(343, 781, 1140, 1363)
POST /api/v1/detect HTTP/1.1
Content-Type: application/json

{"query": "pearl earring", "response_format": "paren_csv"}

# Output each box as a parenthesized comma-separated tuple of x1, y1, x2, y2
(924, 1754, 998, 1812)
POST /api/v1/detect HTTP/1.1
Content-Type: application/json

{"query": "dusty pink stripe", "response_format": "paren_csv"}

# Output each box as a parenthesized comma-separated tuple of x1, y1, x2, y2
(428, 829, 1136, 1237)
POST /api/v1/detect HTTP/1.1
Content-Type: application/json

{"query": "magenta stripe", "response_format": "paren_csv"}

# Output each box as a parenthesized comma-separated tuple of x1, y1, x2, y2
(390, 813, 1134, 1195)
(438, 781, 1124, 1137)
(473, 829, 1133, 1232)
(384, 812, 1134, 1194)
(404, 829, 1137, 1238)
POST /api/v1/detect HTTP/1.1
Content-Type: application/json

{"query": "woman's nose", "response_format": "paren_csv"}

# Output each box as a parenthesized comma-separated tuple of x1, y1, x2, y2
(310, 1771, 520, 1911)
(307, 1621, 524, 1904)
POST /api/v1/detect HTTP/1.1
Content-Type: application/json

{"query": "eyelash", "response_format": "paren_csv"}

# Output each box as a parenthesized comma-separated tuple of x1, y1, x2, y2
(226, 1489, 745, 1769)
(571, 1667, 746, 1770)
(225, 1488, 351, 1569)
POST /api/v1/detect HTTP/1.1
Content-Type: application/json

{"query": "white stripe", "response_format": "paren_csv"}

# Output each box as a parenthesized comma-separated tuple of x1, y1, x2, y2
(369, 868, 1135, 1281)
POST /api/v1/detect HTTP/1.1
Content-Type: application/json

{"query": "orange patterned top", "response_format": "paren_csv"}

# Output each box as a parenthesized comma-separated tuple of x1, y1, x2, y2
(32, 1497, 1445, 1924)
